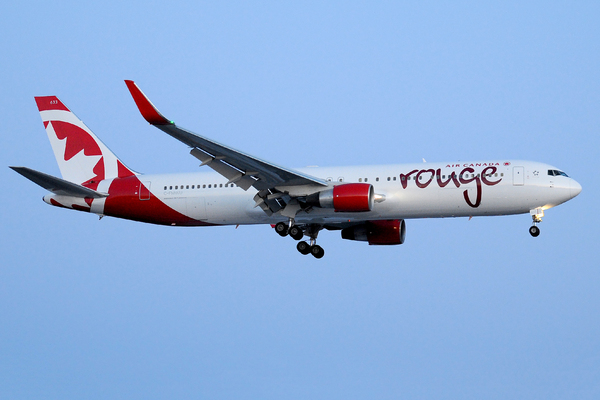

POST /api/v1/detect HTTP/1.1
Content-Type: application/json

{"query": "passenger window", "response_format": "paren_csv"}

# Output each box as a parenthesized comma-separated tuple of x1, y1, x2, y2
(359, 178, 363, 182)
(365, 178, 368, 182)
(170, 186, 173, 190)
(164, 186, 167, 190)
(393, 177, 396, 181)
(376, 177, 379, 182)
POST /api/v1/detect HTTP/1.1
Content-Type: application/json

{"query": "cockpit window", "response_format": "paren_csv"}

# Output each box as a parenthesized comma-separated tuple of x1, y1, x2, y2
(548, 169, 569, 177)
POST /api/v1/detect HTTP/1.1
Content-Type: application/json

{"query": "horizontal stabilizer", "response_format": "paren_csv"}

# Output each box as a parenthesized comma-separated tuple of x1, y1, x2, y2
(10, 166, 108, 198)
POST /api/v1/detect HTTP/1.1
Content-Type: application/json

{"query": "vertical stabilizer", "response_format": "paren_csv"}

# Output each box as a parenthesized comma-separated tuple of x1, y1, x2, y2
(35, 96, 136, 190)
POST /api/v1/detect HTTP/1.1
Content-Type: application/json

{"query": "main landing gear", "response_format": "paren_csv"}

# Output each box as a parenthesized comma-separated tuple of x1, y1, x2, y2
(275, 221, 325, 259)
(529, 208, 543, 237)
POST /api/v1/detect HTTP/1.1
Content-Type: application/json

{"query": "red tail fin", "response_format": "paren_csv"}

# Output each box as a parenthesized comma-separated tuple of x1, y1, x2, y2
(35, 96, 136, 189)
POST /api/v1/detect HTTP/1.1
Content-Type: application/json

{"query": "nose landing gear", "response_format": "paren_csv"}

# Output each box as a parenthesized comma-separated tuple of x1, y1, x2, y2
(529, 225, 540, 237)
(529, 208, 544, 237)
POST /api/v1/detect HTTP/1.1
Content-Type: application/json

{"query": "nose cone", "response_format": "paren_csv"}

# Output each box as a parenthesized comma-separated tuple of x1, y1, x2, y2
(570, 179, 582, 199)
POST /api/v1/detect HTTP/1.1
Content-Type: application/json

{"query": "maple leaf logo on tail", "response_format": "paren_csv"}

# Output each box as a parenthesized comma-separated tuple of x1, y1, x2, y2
(35, 96, 135, 190)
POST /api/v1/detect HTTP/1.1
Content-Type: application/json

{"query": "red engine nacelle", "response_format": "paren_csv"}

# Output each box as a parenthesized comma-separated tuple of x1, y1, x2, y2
(306, 183, 374, 212)
(341, 219, 406, 245)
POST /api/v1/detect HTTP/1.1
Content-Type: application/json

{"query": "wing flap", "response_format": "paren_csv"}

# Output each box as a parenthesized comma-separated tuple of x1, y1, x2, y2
(125, 80, 327, 191)
(10, 166, 108, 198)
(190, 148, 255, 190)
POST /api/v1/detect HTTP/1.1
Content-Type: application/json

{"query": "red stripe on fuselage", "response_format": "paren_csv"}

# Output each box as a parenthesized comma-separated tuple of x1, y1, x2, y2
(104, 175, 215, 226)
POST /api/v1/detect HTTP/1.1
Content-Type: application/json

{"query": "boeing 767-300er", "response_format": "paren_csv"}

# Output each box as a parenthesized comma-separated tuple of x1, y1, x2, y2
(10, 80, 582, 258)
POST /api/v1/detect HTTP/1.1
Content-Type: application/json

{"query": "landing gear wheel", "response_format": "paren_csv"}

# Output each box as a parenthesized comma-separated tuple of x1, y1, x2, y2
(529, 225, 540, 237)
(297, 241, 311, 255)
(310, 245, 325, 259)
(289, 225, 303, 240)
(275, 222, 288, 237)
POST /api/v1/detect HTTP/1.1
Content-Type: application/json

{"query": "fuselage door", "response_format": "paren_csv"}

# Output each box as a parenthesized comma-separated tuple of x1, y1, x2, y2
(513, 167, 524, 186)
(139, 181, 151, 200)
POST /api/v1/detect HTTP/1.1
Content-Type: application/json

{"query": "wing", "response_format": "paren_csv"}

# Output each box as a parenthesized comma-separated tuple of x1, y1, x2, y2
(10, 166, 108, 198)
(124, 80, 327, 192)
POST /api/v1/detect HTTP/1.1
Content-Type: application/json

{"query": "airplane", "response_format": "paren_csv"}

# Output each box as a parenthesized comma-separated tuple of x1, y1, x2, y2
(10, 80, 582, 259)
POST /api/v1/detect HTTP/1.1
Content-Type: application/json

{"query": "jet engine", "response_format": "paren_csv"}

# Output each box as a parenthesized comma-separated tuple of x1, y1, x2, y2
(341, 219, 406, 245)
(306, 183, 374, 212)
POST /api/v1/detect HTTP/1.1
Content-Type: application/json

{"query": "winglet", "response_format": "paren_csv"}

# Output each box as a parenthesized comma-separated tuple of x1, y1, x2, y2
(124, 80, 172, 125)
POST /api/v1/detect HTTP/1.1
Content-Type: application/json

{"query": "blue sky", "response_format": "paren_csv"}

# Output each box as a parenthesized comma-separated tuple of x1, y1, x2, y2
(1, 1, 599, 398)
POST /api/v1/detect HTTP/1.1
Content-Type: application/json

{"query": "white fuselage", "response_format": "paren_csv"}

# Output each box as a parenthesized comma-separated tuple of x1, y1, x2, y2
(77, 159, 578, 227)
